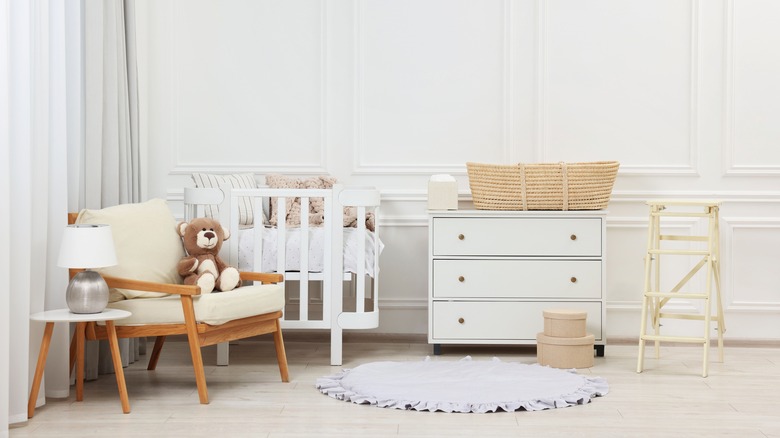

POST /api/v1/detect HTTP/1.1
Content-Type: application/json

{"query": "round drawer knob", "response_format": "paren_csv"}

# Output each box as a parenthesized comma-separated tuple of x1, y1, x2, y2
(570, 234, 577, 241)
(458, 317, 465, 324)
(570, 276, 577, 283)
(458, 234, 465, 240)
(458, 276, 465, 282)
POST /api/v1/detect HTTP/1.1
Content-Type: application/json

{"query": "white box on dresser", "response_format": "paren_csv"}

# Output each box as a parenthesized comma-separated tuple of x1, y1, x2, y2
(428, 209, 607, 356)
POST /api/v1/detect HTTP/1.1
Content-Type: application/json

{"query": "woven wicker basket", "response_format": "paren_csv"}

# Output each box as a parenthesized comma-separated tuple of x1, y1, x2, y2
(466, 161, 619, 211)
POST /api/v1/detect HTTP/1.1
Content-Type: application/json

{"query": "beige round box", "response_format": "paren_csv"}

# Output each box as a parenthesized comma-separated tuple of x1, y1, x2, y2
(536, 332, 595, 369)
(543, 309, 587, 338)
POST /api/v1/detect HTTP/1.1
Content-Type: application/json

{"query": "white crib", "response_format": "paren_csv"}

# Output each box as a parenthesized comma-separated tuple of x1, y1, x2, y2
(183, 183, 381, 366)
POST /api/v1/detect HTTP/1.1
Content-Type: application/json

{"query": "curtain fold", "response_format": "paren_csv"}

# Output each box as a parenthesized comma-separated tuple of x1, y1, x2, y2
(3, 0, 73, 425)
(83, 0, 143, 378)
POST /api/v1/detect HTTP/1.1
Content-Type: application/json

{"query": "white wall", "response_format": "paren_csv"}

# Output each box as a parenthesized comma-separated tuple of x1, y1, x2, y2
(139, 0, 780, 341)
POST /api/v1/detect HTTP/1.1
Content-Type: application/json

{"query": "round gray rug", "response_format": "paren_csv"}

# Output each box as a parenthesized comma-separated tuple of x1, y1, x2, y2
(316, 356, 609, 413)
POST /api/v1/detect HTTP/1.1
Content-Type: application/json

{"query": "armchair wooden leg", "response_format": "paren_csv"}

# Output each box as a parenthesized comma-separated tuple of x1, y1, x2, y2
(181, 296, 209, 404)
(105, 321, 131, 414)
(273, 321, 289, 382)
(147, 336, 166, 371)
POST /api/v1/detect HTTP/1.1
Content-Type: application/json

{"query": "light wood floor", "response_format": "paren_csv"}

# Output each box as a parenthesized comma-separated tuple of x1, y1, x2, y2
(12, 338, 780, 437)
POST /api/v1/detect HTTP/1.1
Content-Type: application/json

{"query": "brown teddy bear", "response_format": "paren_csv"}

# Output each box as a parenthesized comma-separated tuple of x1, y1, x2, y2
(176, 217, 240, 293)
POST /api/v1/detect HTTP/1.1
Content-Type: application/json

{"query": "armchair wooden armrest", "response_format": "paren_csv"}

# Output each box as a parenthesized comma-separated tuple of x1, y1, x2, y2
(102, 274, 201, 296)
(239, 271, 284, 284)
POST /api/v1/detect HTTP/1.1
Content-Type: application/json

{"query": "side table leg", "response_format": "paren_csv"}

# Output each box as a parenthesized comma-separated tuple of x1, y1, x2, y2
(28, 322, 54, 419)
(105, 321, 130, 413)
(75, 322, 86, 401)
(69, 328, 76, 377)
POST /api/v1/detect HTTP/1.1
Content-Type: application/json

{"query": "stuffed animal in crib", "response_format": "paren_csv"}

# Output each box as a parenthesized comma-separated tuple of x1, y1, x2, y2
(176, 217, 241, 293)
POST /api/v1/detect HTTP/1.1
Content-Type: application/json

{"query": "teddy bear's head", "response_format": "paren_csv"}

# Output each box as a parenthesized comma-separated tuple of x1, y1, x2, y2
(176, 217, 230, 256)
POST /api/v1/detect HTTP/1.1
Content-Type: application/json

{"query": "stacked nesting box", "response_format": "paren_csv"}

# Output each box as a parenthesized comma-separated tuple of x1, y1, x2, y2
(536, 309, 594, 368)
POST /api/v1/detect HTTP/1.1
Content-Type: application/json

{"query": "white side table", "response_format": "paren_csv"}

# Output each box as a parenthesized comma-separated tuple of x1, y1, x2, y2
(28, 308, 132, 418)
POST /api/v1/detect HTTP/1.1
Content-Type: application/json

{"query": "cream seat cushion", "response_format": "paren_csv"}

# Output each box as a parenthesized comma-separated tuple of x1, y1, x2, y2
(107, 283, 285, 326)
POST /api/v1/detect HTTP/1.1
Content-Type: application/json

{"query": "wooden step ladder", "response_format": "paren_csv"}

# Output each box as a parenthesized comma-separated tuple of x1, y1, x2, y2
(636, 200, 726, 377)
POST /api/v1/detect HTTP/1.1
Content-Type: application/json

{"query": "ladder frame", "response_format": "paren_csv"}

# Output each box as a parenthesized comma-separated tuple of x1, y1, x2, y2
(636, 201, 726, 377)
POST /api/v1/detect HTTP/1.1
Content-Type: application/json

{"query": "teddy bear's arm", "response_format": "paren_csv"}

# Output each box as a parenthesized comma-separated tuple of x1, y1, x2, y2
(177, 256, 199, 277)
(214, 256, 232, 273)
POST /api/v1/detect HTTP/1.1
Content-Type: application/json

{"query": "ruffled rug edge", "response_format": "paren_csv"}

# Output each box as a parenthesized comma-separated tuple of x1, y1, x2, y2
(315, 359, 609, 414)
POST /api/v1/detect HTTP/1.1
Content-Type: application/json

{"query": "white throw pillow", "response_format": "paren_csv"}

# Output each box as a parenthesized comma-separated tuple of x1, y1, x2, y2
(76, 199, 184, 301)
(192, 173, 264, 226)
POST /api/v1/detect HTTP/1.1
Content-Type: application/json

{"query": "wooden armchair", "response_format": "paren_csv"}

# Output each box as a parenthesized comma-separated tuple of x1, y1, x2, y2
(68, 200, 289, 405)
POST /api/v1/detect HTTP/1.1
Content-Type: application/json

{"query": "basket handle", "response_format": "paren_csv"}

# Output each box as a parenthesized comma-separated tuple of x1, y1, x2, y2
(519, 164, 527, 211)
(561, 162, 569, 211)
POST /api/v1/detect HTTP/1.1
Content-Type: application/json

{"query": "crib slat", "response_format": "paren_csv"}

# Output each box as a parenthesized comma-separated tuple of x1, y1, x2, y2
(322, 194, 333, 328)
(299, 197, 310, 322)
(355, 206, 366, 313)
(276, 196, 287, 284)
(253, 198, 264, 281)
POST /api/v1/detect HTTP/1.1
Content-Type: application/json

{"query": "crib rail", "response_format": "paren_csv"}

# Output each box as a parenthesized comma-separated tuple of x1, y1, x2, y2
(185, 183, 381, 365)
(228, 185, 380, 363)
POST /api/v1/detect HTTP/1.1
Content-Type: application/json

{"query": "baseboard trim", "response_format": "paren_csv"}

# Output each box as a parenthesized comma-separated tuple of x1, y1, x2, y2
(162, 332, 780, 348)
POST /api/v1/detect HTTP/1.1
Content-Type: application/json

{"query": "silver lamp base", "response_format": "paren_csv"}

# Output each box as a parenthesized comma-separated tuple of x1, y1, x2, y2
(66, 270, 109, 314)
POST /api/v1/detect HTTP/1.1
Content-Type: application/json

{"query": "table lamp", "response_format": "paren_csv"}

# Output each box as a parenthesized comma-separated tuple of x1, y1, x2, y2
(58, 224, 118, 313)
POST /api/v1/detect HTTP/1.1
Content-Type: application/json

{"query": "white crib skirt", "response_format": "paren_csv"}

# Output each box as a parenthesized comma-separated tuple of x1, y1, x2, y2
(237, 227, 383, 277)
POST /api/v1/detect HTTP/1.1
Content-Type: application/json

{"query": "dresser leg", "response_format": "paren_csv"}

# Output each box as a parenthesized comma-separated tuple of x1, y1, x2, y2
(433, 344, 442, 355)
(594, 345, 605, 357)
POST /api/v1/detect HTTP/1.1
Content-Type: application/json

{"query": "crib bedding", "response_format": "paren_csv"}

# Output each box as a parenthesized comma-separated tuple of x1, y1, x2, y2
(237, 226, 383, 277)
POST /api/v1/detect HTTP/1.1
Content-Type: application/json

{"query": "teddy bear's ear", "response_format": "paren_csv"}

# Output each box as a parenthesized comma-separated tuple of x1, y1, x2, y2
(221, 225, 230, 241)
(176, 221, 188, 237)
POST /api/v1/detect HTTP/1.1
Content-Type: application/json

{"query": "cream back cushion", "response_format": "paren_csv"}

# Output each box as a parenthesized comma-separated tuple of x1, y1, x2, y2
(192, 173, 263, 226)
(76, 199, 184, 301)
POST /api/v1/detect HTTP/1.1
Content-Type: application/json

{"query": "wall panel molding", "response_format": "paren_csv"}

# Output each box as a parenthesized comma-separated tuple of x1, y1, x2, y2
(352, 0, 513, 175)
(538, 0, 700, 176)
(721, 217, 780, 311)
(168, 2, 329, 175)
(723, 0, 780, 175)
(610, 190, 780, 203)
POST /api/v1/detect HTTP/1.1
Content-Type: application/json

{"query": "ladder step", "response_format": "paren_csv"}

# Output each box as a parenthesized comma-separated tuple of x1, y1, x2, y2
(658, 313, 706, 321)
(648, 249, 710, 255)
(641, 335, 706, 344)
(647, 200, 721, 208)
(652, 211, 712, 218)
(659, 235, 709, 242)
(645, 292, 708, 299)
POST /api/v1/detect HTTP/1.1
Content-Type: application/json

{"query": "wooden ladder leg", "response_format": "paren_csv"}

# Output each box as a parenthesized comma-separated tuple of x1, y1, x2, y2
(712, 210, 726, 363)
(652, 209, 662, 359)
(702, 207, 719, 378)
(637, 206, 658, 373)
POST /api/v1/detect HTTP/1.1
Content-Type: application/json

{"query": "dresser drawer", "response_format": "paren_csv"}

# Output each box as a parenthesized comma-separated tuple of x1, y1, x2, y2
(432, 217, 602, 257)
(432, 260, 601, 299)
(432, 301, 602, 341)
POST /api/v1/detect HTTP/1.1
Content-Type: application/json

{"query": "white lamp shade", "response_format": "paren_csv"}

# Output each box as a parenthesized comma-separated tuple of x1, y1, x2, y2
(58, 224, 118, 269)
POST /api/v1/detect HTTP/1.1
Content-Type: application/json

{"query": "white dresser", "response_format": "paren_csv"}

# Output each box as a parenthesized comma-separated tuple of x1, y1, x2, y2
(428, 209, 606, 356)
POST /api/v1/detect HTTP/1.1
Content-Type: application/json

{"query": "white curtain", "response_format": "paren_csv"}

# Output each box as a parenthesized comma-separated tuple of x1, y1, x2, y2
(82, 0, 143, 378)
(0, 0, 139, 425)
(2, 0, 76, 427)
